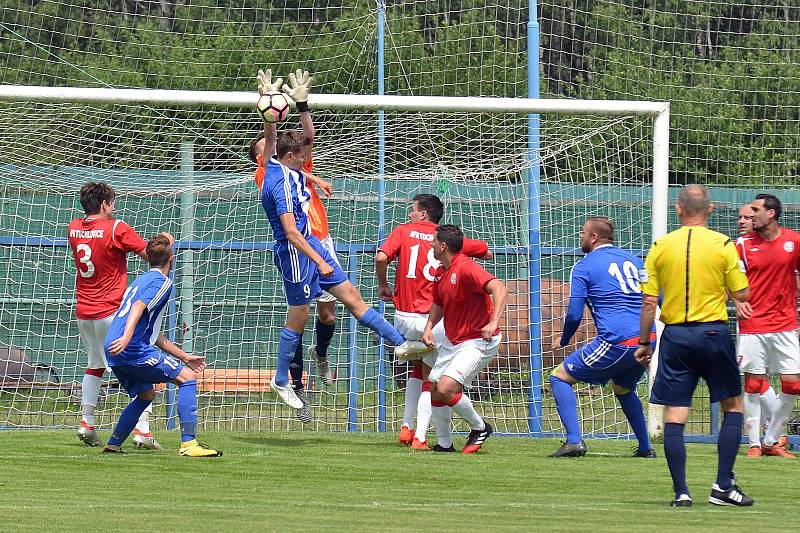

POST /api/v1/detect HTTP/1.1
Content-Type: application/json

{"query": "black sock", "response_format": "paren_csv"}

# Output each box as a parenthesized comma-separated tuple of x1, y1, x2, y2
(716, 411, 743, 490)
(664, 422, 689, 498)
(315, 319, 336, 359)
(290, 333, 304, 390)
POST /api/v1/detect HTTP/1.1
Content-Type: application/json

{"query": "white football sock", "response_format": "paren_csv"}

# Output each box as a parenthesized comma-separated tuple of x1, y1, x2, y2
(759, 386, 778, 428)
(135, 403, 153, 434)
(743, 392, 762, 447)
(764, 393, 797, 445)
(432, 405, 453, 448)
(81, 373, 102, 426)
(414, 389, 432, 443)
(402, 377, 423, 429)
(450, 392, 484, 431)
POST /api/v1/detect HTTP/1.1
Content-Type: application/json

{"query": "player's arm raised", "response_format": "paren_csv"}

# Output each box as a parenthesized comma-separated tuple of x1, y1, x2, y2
(482, 278, 508, 341)
(155, 335, 206, 372)
(257, 69, 282, 158)
(283, 69, 314, 144)
(279, 213, 333, 277)
(108, 301, 146, 355)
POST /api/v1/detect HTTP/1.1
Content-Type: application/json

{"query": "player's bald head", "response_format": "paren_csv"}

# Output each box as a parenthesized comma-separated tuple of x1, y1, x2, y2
(585, 217, 613, 242)
(677, 185, 710, 217)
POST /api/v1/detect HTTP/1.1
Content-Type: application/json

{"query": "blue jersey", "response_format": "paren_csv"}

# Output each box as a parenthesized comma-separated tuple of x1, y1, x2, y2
(560, 244, 649, 346)
(261, 155, 311, 242)
(104, 269, 173, 366)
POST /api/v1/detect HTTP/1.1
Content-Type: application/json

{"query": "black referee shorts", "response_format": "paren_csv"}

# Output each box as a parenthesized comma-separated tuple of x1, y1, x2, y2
(650, 322, 741, 407)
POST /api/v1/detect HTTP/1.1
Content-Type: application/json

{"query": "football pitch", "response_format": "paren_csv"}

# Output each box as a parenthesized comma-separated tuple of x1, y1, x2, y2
(1, 431, 798, 532)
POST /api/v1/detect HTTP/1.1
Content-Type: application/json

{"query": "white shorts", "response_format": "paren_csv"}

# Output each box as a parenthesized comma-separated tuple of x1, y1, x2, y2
(737, 331, 800, 375)
(317, 235, 341, 304)
(393, 310, 445, 366)
(77, 315, 114, 370)
(429, 334, 502, 387)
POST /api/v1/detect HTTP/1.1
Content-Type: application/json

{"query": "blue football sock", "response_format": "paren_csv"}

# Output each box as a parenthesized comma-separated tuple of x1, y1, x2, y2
(616, 391, 651, 451)
(290, 333, 304, 390)
(315, 319, 336, 359)
(716, 411, 743, 490)
(550, 375, 581, 444)
(108, 397, 151, 446)
(664, 422, 689, 498)
(178, 380, 198, 443)
(358, 308, 404, 346)
(276, 327, 302, 386)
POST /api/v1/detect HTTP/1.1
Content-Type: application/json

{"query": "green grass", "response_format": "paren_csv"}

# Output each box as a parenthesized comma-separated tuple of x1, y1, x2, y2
(1, 431, 797, 532)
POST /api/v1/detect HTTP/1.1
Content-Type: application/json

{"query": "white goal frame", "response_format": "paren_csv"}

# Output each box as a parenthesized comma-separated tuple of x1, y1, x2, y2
(0, 85, 669, 436)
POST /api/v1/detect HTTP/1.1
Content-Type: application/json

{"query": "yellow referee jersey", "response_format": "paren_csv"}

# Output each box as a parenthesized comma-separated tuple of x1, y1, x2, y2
(641, 225, 748, 324)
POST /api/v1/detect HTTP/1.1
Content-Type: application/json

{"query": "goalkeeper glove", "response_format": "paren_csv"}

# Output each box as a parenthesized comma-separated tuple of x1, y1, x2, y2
(256, 69, 283, 96)
(282, 69, 313, 111)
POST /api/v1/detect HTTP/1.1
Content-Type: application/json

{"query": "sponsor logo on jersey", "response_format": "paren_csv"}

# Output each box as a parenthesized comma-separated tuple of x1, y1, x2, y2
(784, 241, 794, 253)
(409, 230, 434, 242)
(450, 273, 457, 284)
(749, 247, 759, 252)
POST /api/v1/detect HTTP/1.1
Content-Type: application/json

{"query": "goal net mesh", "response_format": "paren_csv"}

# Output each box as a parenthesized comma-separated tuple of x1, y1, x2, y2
(0, 98, 656, 436)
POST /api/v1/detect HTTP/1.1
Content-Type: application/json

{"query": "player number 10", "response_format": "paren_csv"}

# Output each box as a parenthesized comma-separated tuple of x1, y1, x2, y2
(607, 261, 641, 294)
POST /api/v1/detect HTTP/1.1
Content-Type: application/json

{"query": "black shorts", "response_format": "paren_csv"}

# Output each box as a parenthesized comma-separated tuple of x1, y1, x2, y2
(650, 322, 741, 407)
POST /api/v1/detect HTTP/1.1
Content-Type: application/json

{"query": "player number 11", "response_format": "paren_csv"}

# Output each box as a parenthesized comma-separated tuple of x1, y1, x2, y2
(607, 260, 641, 294)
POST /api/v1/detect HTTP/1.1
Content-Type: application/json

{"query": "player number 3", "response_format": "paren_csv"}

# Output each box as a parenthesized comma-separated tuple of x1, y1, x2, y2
(607, 260, 641, 294)
(76, 243, 96, 278)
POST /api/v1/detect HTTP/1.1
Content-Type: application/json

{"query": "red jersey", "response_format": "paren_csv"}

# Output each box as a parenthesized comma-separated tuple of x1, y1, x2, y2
(736, 227, 800, 334)
(379, 220, 489, 314)
(255, 155, 329, 240)
(433, 253, 498, 345)
(68, 217, 147, 320)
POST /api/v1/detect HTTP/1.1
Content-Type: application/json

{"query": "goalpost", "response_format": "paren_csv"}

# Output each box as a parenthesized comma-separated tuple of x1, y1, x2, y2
(0, 85, 668, 437)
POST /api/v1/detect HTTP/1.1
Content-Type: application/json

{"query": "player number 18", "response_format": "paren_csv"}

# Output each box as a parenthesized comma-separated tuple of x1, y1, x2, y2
(607, 261, 641, 294)
(405, 244, 439, 282)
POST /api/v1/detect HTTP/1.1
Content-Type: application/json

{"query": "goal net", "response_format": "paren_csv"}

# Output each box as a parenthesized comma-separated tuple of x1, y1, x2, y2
(0, 90, 666, 438)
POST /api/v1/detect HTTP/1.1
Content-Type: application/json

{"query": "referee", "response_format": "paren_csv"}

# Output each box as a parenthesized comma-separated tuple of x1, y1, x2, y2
(635, 185, 753, 508)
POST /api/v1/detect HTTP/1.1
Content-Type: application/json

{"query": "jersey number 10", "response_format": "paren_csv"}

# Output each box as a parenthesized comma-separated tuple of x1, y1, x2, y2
(607, 261, 641, 294)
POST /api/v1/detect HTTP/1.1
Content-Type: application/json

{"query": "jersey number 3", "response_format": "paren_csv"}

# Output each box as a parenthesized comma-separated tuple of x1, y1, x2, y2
(76, 243, 96, 278)
(607, 261, 641, 294)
